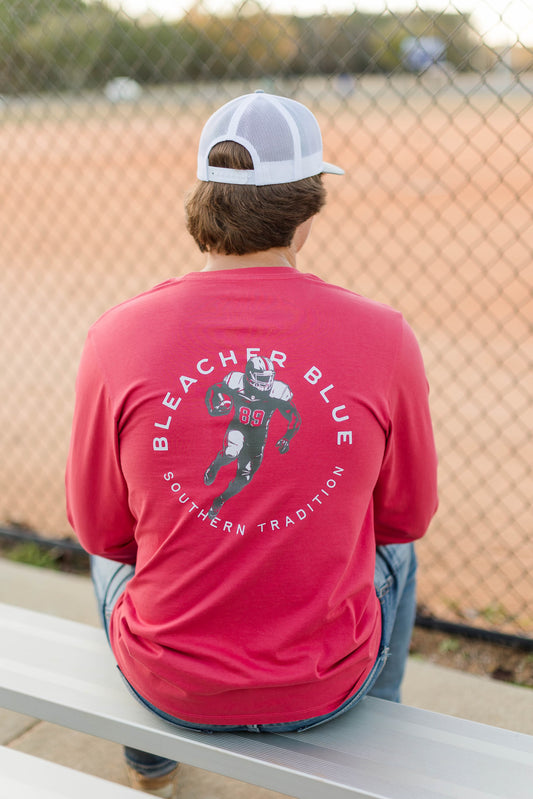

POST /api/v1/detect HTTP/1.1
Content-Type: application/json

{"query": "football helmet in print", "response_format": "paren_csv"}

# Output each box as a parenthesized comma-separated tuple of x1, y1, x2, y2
(245, 356, 275, 393)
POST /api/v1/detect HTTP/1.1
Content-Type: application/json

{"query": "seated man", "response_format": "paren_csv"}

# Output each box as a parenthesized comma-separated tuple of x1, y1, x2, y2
(66, 90, 438, 797)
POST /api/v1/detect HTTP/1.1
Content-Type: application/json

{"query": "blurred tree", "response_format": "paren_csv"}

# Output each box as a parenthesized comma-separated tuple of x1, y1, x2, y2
(0, 1, 489, 94)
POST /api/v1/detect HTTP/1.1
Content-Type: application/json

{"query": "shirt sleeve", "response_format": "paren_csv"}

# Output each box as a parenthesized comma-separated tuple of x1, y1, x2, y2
(373, 318, 438, 546)
(65, 331, 138, 563)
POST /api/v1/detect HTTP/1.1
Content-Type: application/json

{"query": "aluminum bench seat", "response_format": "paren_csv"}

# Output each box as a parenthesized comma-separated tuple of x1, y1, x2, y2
(0, 745, 146, 798)
(0, 602, 532, 799)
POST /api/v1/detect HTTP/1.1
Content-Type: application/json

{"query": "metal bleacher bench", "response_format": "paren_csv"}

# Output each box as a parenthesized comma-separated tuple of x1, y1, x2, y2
(0, 603, 532, 799)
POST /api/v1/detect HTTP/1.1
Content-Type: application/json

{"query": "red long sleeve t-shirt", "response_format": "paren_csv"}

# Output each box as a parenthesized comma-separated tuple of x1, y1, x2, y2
(66, 266, 438, 724)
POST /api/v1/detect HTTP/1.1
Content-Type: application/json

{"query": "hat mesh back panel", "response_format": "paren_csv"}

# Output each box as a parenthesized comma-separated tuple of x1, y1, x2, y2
(238, 103, 295, 164)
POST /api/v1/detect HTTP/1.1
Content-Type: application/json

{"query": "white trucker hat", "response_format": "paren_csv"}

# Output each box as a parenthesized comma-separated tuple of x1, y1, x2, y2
(197, 90, 344, 186)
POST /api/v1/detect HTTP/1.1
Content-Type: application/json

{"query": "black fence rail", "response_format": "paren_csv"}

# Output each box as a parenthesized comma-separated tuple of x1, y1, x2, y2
(1, 1, 531, 643)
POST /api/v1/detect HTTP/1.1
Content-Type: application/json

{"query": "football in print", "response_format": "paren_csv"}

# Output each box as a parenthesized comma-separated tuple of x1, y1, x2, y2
(210, 392, 234, 415)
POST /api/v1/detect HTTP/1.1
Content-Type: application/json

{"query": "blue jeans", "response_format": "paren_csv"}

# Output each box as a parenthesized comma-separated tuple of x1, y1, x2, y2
(91, 542, 417, 776)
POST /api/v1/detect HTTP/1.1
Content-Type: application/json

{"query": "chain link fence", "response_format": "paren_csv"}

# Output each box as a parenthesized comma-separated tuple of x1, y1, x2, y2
(0, 1, 531, 641)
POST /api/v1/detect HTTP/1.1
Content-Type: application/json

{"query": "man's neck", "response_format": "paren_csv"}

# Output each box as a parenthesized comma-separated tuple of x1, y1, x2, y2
(202, 246, 296, 272)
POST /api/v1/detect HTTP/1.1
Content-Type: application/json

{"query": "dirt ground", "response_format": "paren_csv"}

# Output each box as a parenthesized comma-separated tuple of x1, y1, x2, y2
(410, 626, 533, 688)
(0, 80, 532, 638)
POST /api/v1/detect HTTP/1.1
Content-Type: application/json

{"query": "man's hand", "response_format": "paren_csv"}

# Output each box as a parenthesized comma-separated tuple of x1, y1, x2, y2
(276, 438, 290, 454)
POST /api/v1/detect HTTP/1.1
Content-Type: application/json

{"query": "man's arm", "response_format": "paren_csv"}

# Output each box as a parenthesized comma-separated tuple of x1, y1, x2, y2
(373, 319, 438, 545)
(65, 332, 137, 563)
(276, 400, 301, 454)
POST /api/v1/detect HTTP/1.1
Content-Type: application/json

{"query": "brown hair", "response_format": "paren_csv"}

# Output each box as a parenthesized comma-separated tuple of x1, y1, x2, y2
(185, 141, 326, 255)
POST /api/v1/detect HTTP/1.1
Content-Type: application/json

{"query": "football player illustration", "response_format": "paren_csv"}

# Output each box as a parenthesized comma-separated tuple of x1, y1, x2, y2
(204, 355, 301, 519)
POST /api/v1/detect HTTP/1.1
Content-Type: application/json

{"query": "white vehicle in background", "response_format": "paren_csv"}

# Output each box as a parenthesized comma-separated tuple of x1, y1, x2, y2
(104, 77, 142, 103)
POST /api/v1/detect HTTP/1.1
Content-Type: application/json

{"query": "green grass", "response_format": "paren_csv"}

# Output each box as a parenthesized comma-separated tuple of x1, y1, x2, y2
(5, 541, 61, 570)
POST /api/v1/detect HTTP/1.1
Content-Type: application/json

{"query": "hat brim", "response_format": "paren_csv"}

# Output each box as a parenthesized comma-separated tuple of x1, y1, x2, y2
(322, 161, 344, 176)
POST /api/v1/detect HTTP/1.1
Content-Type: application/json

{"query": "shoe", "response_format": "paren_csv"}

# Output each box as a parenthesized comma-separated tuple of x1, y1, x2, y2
(207, 495, 225, 519)
(126, 764, 180, 798)
(204, 462, 219, 486)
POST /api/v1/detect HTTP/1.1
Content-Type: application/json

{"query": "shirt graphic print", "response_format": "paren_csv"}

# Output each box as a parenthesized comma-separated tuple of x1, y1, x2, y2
(203, 355, 301, 519)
